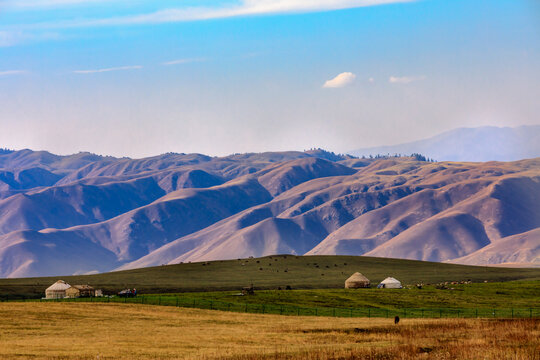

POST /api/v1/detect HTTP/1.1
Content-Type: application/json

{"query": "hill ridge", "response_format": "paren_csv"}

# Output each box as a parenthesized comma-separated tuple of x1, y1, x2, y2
(0, 147, 538, 277)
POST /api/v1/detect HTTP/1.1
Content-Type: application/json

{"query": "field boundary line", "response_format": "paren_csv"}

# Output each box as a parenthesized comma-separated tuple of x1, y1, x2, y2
(2, 295, 539, 319)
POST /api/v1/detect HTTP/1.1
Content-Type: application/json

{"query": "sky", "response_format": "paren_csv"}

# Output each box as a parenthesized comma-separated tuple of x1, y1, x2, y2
(0, 0, 539, 158)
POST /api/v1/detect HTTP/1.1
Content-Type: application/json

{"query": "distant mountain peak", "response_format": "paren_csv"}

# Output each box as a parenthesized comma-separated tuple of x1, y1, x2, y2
(349, 125, 540, 162)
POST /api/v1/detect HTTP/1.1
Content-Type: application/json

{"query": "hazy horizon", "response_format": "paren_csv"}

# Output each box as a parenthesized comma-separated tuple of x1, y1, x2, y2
(1, 0, 539, 158)
(1, 124, 539, 160)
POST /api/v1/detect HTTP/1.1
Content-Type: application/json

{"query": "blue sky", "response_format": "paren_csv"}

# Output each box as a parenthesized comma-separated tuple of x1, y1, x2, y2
(0, 0, 539, 157)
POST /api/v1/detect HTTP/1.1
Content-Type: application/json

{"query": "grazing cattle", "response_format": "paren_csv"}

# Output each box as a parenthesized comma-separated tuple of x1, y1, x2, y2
(394, 316, 400, 324)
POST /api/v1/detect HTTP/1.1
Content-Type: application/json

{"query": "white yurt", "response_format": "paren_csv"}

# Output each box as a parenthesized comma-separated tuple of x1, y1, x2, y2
(377, 277, 402, 289)
(45, 280, 71, 299)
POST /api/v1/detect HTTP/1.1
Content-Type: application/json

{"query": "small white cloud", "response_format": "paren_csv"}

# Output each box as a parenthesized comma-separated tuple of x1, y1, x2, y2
(73, 65, 142, 74)
(162, 58, 206, 66)
(10, 0, 111, 8)
(389, 75, 426, 84)
(0, 31, 25, 47)
(323, 72, 356, 88)
(368, 77, 374, 83)
(0, 70, 28, 77)
(0, 30, 62, 47)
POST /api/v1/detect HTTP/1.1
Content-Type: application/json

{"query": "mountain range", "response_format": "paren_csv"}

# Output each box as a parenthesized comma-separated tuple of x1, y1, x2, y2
(349, 125, 540, 162)
(0, 128, 539, 278)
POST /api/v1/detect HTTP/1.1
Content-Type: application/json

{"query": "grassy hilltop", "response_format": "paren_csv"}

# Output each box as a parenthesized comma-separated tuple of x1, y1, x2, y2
(1, 255, 539, 298)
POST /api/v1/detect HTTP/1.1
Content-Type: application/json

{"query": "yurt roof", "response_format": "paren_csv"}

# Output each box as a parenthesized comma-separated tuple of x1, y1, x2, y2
(46, 280, 71, 291)
(346, 272, 370, 282)
(380, 277, 401, 284)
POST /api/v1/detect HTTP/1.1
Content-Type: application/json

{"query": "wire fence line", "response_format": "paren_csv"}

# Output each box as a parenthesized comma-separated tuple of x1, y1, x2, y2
(2, 295, 539, 319)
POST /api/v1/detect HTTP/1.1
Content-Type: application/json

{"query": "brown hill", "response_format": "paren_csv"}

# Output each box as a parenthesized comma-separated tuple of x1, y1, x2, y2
(448, 228, 540, 266)
(122, 158, 539, 271)
(0, 149, 538, 277)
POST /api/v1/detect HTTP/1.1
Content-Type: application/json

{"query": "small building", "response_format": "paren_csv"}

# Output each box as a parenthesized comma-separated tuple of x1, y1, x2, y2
(95, 289, 103, 297)
(65, 285, 95, 298)
(377, 277, 402, 289)
(345, 272, 370, 288)
(45, 280, 71, 299)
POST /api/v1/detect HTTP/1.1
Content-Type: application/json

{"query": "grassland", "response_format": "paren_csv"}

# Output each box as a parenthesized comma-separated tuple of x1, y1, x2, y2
(1, 255, 540, 298)
(155, 280, 540, 310)
(48, 285, 539, 319)
(0, 302, 538, 360)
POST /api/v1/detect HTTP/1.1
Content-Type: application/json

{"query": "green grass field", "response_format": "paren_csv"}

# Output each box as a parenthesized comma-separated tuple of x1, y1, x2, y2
(156, 280, 540, 310)
(1, 255, 539, 299)
(24, 280, 540, 319)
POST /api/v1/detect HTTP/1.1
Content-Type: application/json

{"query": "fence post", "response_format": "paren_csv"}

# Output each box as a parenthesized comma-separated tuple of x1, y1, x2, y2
(280, 306, 283, 315)
(386, 309, 388, 318)
(228, 303, 231, 311)
(333, 308, 336, 317)
(315, 308, 318, 316)
(493, 309, 496, 318)
(368, 308, 370, 318)
(403, 309, 406, 318)
(511, 309, 514, 319)
(297, 307, 300, 316)
(350, 309, 352, 317)
(176, 298, 179, 307)
(210, 301, 213, 310)
(262, 305, 265, 314)
(439, 309, 442, 318)
(421, 309, 424, 318)
(530, 309, 533, 319)
(475, 308, 478, 318)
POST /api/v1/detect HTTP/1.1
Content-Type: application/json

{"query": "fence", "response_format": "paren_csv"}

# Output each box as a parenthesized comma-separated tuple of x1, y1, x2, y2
(2, 295, 539, 319)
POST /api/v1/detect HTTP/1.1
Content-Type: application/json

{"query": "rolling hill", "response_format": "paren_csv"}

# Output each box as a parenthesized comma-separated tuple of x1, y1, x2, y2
(1, 255, 539, 298)
(0, 147, 538, 278)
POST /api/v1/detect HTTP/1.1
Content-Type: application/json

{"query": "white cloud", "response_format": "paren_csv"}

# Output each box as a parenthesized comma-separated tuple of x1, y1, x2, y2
(0, 30, 63, 47)
(389, 75, 426, 84)
(15, 0, 416, 29)
(0, 31, 25, 47)
(161, 58, 206, 66)
(368, 77, 374, 83)
(8, 0, 117, 8)
(73, 65, 142, 74)
(323, 72, 356, 88)
(0, 70, 28, 77)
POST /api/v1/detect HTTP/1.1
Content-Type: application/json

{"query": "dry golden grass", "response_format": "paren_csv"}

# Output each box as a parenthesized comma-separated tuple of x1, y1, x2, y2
(0, 302, 538, 359)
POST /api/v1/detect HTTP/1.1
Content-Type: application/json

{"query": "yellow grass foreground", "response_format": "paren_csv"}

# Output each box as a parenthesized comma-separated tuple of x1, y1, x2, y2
(0, 303, 538, 359)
